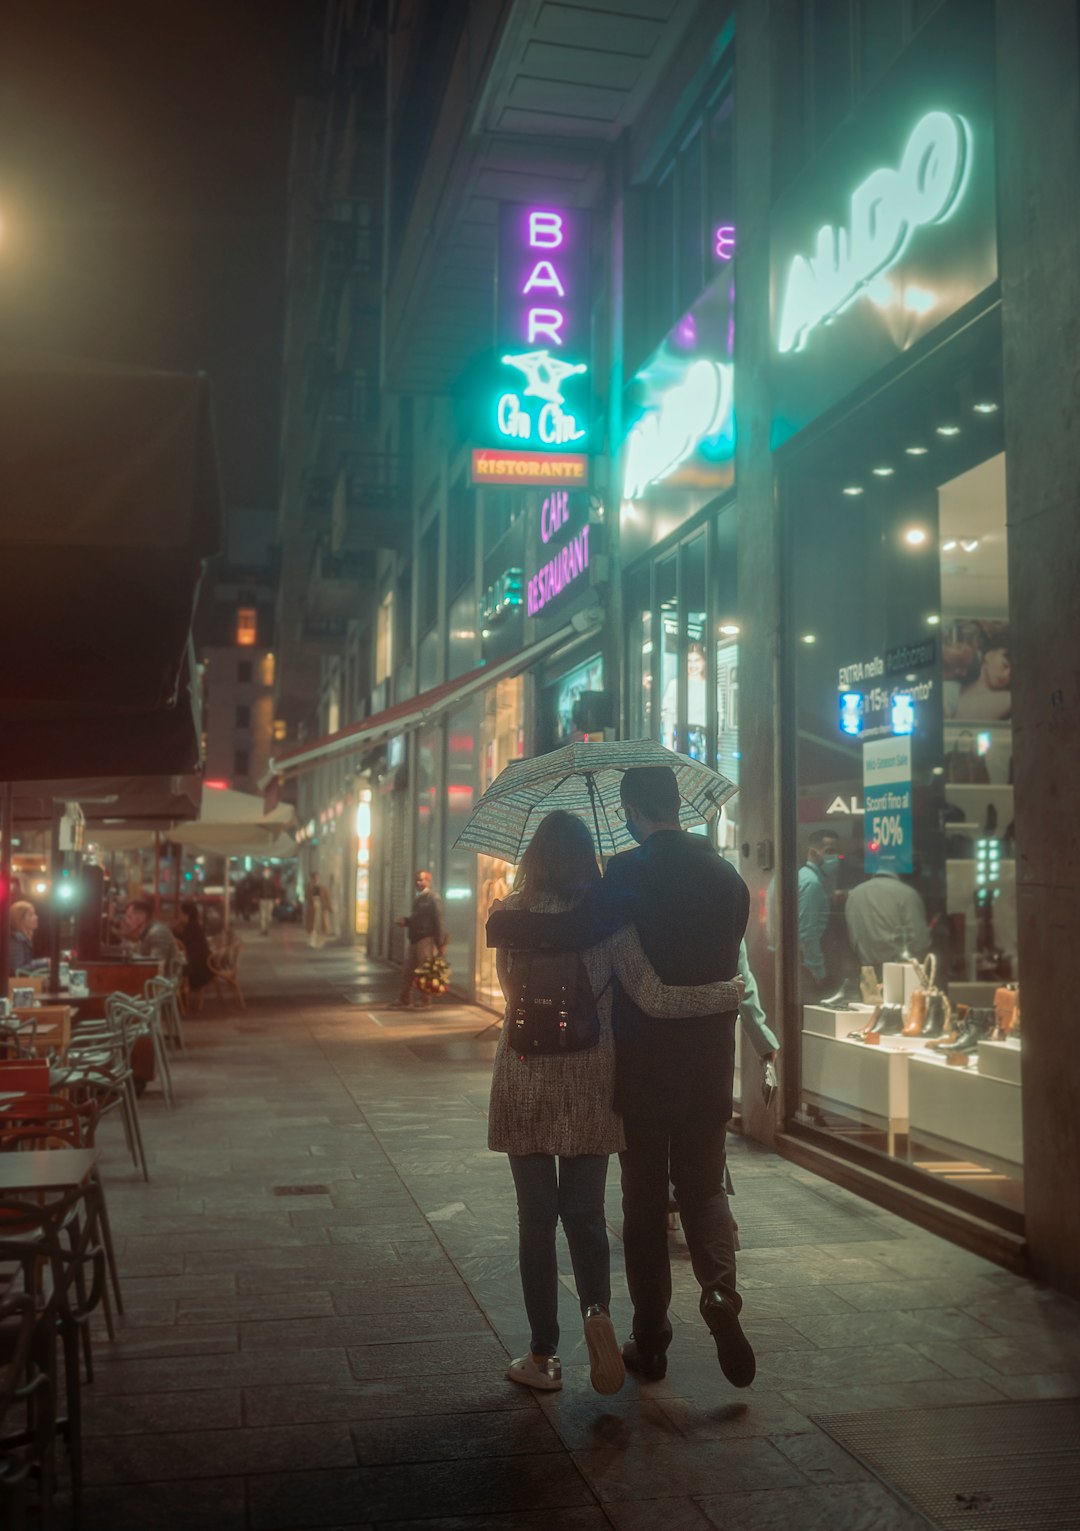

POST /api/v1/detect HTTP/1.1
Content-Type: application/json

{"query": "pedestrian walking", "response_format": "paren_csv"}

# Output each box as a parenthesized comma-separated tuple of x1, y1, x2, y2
(257, 869, 277, 936)
(489, 810, 741, 1396)
(394, 870, 447, 1008)
(305, 873, 331, 949)
(489, 765, 754, 1389)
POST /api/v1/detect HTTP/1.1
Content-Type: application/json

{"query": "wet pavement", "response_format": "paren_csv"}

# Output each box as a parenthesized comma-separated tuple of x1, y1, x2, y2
(69, 924, 1080, 1530)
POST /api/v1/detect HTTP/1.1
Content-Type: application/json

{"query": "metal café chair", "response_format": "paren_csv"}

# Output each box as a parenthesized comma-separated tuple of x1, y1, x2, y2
(0, 1286, 56, 1531)
(104, 993, 174, 1110)
(56, 1017, 150, 1183)
(144, 975, 185, 1054)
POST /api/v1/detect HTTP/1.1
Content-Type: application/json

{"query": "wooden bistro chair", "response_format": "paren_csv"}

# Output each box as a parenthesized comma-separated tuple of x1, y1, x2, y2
(200, 936, 245, 1012)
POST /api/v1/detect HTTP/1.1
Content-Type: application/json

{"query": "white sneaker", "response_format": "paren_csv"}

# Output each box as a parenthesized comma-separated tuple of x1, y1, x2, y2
(584, 1305, 625, 1395)
(507, 1353, 563, 1391)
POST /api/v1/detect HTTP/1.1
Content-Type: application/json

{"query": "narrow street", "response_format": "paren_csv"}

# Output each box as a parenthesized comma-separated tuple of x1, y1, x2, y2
(76, 927, 1080, 1531)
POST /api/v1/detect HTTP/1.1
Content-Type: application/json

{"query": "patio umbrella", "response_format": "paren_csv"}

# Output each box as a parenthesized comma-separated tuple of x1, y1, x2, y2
(453, 739, 737, 864)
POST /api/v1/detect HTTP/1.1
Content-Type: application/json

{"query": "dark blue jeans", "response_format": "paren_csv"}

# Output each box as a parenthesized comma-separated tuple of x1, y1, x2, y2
(508, 1153, 611, 1357)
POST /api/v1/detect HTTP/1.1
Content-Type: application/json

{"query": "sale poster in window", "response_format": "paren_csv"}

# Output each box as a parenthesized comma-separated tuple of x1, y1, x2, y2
(862, 737, 913, 874)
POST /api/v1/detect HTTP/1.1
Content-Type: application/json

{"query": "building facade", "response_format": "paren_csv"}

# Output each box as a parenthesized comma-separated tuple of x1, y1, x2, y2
(270, 0, 1080, 1297)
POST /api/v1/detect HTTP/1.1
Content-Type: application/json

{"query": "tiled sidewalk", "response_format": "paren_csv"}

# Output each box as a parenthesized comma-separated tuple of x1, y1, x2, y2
(73, 925, 1080, 1530)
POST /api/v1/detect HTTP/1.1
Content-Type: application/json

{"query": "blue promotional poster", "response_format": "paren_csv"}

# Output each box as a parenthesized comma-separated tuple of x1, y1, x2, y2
(862, 737, 913, 874)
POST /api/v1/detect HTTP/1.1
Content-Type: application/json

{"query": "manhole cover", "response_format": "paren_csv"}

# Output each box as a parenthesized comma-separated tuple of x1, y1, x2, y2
(815, 1398, 1080, 1529)
(271, 1185, 331, 1197)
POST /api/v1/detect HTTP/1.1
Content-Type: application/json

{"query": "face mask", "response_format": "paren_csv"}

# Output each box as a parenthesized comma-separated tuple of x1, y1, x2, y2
(821, 855, 840, 877)
(624, 810, 645, 846)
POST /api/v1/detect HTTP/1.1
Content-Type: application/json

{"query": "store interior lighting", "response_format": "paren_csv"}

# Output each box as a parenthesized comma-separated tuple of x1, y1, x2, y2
(904, 527, 928, 546)
(960, 537, 980, 551)
(926, 614, 941, 625)
(936, 423, 961, 436)
(905, 445, 929, 455)
(842, 485, 864, 496)
(718, 622, 740, 636)
(973, 401, 999, 413)
(800, 633, 817, 644)
(872, 466, 895, 476)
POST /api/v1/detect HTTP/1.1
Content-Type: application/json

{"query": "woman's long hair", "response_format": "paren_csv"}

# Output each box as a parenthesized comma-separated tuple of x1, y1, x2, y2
(514, 811, 600, 908)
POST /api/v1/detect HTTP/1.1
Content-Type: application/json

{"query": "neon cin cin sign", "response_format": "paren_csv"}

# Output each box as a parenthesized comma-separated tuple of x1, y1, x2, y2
(777, 111, 970, 354)
(528, 491, 590, 617)
(497, 205, 590, 451)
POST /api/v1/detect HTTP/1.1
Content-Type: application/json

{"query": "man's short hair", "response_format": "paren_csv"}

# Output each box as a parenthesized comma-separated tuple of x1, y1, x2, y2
(128, 898, 154, 919)
(620, 766, 681, 825)
(807, 829, 838, 850)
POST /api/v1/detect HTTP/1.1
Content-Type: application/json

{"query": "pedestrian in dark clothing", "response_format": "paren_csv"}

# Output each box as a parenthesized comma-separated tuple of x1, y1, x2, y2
(176, 901, 213, 992)
(488, 764, 755, 1389)
(395, 870, 447, 1008)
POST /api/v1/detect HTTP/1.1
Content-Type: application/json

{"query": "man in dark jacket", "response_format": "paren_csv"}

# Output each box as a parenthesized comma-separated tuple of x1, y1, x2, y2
(487, 766, 753, 1387)
(395, 870, 447, 1008)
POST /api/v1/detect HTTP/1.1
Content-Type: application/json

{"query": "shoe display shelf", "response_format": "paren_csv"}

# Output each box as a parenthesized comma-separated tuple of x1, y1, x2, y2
(908, 1048, 1023, 1170)
(802, 1015, 912, 1155)
(802, 1004, 878, 1039)
(977, 1036, 1022, 1084)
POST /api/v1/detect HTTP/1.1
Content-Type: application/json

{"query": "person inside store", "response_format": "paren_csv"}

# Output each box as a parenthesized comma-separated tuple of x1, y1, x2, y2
(488, 809, 742, 1396)
(845, 868, 931, 977)
(175, 900, 214, 995)
(8, 900, 39, 975)
(487, 766, 754, 1393)
(393, 870, 447, 1008)
(798, 828, 841, 998)
(121, 898, 177, 966)
(256, 868, 278, 936)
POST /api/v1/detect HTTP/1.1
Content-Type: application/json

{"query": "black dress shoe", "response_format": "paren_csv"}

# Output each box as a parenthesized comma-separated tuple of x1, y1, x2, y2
(867, 1004, 904, 1036)
(621, 1336, 668, 1381)
(701, 1291, 756, 1388)
(941, 1007, 993, 1054)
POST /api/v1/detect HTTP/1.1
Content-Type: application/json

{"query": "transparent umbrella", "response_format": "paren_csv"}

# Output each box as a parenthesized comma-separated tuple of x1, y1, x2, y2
(453, 738, 737, 863)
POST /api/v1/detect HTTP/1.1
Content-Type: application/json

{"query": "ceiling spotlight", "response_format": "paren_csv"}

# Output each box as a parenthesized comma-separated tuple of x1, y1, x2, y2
(800, 634, 817, 645)
(719, 622, 741, 637)
(905, 445, 929, 456)
(904, 528, 928, 546)
(927, 614, 941, 626)
(842, 485, 864, 497)
(942, 538, 958, 552)
(871, 466, 895, 477)
(973, 401, 999, 414)
(936, 424, 961, 437)
(960, 537, 980, 552)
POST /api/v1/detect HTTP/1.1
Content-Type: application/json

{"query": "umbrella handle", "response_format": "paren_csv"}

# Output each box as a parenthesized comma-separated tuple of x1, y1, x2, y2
(585, 773, 606, 859)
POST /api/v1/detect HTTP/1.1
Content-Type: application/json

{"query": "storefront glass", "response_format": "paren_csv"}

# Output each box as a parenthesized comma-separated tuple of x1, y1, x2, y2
(787, 336, 1020, 1214)
(473, 676, 525, 1010)
(354, 789, 371, 936)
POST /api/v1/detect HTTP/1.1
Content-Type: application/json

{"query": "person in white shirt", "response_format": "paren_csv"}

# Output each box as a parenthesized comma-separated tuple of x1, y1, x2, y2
(844, 870, 930, 973)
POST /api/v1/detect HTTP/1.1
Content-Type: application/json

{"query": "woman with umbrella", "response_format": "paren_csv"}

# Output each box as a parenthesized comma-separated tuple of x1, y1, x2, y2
(488, 809, 741, 1397)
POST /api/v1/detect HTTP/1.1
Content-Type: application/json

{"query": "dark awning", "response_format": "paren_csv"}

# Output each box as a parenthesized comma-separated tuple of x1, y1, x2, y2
(11, 774, 202, 829)
(0, 355, 222, 721)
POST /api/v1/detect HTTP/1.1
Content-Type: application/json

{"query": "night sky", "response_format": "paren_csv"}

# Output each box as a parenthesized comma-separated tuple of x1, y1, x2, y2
(0, 0, 319, 509)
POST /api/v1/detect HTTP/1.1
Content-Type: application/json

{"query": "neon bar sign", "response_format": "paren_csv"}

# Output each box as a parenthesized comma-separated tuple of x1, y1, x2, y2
(528, 491, 590, 617)
(496, 204, 591, 451)
(777, 111, 970, 354)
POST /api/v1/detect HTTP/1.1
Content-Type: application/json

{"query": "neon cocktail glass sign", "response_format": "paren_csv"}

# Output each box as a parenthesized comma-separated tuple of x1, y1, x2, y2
(496, 205, 590, 450)
(777, 111, 970, 354)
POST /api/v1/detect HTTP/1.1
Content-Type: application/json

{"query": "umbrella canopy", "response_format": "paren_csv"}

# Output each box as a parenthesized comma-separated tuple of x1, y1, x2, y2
(170, 785, 296, 858)
(454, 739, 737, 864)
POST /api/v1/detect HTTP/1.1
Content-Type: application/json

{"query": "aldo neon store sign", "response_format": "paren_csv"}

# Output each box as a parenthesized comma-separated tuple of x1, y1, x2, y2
(777, 110, 970, 355)
(496, 204, 591, 452)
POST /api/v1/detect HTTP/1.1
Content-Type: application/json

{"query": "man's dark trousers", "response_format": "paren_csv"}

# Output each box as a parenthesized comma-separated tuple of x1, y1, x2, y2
(621, 1117, 739, 1350)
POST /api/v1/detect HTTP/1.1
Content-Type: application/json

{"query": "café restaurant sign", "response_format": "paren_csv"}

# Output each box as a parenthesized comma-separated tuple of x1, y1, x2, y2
(528, 489, 592, 618)
(769, 0, 996, 444)
(493, 204, 591, 454)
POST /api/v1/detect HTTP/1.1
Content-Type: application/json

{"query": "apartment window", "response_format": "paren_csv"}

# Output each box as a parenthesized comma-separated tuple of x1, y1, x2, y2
(233, 749, 249, 777)
(237, 660, 252, 684)
(236, 608, 257, 647)
(235, 705, 251, 729)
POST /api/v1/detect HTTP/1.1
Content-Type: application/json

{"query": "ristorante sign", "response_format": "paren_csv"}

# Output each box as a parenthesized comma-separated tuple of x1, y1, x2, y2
(495, 204, 591, 454)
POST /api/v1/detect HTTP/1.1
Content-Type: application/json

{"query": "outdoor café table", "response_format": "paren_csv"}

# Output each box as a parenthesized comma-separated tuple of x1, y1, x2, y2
(0, 1147, 101, 1195)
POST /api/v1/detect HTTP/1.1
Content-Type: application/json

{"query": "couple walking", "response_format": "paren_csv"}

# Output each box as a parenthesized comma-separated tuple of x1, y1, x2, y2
(487, 765, 756, 1396)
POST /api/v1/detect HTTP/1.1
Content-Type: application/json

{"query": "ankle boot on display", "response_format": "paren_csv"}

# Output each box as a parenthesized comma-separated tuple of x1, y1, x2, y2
(820, 977, 862, 1011)
(902, 989, 928, 1036)
(921, 991, 949, 1040)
